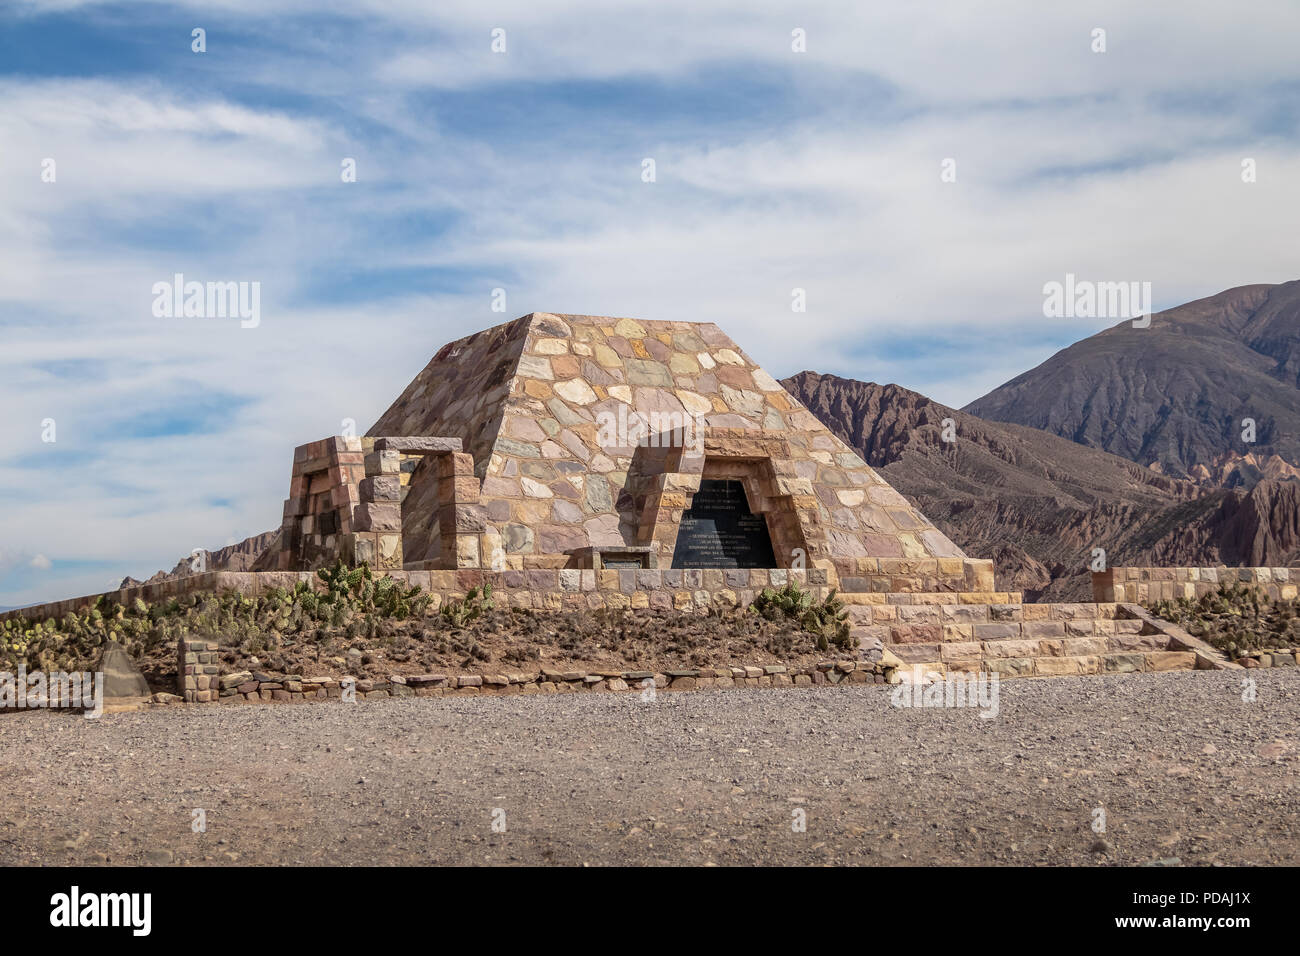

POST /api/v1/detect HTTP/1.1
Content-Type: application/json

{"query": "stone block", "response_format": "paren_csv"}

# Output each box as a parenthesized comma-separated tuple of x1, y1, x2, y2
(1102, 653, 1144, 673)
(982, 639, 1039, 658)
(1027, 656, 1073, 676)
(374, 436, 462, 454)
(984, 657, 1033, 678)
(974, 622, 1021, 641)
(1145, 651, 1197, 672)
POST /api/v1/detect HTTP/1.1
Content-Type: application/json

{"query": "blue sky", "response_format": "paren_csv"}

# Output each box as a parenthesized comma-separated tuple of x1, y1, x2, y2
(3, 0, 1300, 607)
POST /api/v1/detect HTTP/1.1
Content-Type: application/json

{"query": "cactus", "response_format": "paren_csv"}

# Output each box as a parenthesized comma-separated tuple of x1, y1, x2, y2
(750, 582, 851, 650)
(440, 584, 494, 628)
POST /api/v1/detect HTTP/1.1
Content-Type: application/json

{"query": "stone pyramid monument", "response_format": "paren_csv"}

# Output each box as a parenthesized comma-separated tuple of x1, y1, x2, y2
(271, 313, 982, 589)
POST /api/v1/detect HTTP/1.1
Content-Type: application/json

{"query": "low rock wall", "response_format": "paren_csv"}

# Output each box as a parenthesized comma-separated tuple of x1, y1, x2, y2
(1093, 566, 1300, 603)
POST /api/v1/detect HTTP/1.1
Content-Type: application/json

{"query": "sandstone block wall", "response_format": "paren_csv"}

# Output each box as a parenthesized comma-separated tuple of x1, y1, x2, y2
(835, 557, 995, 593)
(1093, 566, 1300, 603)
(878, 601, 1208, 678)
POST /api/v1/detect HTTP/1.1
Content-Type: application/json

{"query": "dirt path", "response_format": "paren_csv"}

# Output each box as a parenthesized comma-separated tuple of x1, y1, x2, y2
(2, 670, 1297, 866)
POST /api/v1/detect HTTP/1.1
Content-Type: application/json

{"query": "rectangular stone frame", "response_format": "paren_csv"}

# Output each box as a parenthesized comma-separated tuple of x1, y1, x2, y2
(370, 437, 488, 571)
(637, 429, 823, 570)
(273, 435, 491, 572)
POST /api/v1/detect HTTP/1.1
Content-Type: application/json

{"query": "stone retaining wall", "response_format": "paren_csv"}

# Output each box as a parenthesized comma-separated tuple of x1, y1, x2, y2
(188, 658, 897, 707)
(1236, 647, 1300, 668)
(853, 600, 1129, 649)
(833, 557, 996, 593)
(163, 597, 1229, 707)
(5, 569, 1240, 715)
(1092, 566, 1300, 603)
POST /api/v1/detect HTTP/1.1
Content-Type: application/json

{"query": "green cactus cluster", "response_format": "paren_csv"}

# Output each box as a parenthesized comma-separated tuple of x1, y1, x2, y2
(315, 559, 429, 620)
(1, 592, 181, 674)
(440, 584, 494, 628)
(750, 582, 852, 652)
(1148, 582, 1299, 658)
(0, 561, 431, 673)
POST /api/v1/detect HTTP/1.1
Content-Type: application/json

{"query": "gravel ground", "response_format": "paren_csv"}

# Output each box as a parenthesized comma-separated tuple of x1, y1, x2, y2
(2, 670, 1297, 866)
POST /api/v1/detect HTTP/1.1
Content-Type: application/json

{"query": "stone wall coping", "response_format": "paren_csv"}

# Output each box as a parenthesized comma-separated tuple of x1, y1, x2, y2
(372, 436, 463, 454)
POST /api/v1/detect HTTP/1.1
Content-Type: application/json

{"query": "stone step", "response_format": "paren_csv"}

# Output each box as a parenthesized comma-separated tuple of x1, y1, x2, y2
(885, 645, 1196, 679)
(848, 604, 1135, 643)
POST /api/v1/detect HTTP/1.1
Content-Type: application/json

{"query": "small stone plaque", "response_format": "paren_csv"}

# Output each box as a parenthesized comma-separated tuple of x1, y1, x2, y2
(671, 479, 776, 569)
(588, 546, 652, 570)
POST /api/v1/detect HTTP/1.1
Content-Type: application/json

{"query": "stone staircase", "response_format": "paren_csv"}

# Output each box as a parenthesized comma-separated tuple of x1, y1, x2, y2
(839, 579, 1208, 679)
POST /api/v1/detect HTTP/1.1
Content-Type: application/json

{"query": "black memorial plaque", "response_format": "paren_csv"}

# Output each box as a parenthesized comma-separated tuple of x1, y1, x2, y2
(670, 479, 777, 569)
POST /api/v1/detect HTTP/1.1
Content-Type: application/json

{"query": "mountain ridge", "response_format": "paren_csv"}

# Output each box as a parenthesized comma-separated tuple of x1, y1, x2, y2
(965, 280, 1300, 480)
(783, 370, 1300, 600)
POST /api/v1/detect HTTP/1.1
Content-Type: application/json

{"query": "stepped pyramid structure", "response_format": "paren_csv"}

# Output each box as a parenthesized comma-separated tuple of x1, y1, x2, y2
(270, 313, 989, 590)
(4, 312, 1227, 694)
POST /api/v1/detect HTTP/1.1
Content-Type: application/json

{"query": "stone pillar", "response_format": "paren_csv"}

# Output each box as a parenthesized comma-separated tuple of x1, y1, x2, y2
(367, 437, 484, 570)
(353, 444, 405, 569)
(178, 636, 221, 703)
(273, 436, 365, 570)
(434, 450, 488, 568)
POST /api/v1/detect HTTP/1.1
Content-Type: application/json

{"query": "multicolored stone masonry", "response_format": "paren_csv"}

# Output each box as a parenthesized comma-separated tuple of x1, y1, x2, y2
(300, 312, 972, 583)
(178, 635, 221, 703)
(1094, 566, 1300, 604)
(272, 436, 365, 571)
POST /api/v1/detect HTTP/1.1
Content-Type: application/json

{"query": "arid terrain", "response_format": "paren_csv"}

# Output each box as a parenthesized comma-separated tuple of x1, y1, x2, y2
(785, 371, 1300, 601)
(2, 670, 1296, 866)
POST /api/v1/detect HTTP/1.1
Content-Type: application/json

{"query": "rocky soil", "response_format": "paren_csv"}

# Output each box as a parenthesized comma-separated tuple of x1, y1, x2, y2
(2, 670, 1296, 866)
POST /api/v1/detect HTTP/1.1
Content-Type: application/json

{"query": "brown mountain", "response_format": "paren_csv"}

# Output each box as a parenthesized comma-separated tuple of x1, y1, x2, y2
(964, 281, 1300, 481)
(784, 371, 1300, 600)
